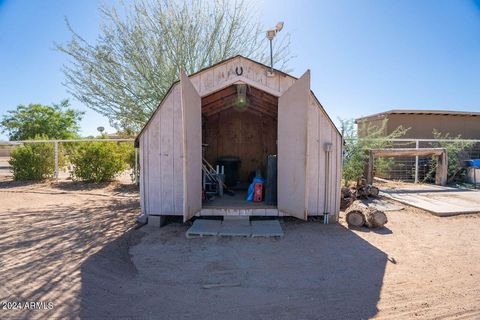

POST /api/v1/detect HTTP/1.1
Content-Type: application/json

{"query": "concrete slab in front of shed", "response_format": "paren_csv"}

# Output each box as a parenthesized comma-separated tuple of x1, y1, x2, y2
(219, 219, 251, 237)
(186, 219, 222, 237)
(251, 220, 284, 237)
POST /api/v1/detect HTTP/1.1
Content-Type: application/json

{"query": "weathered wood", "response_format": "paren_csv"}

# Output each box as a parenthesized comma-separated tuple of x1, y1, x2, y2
(181, 71, 202, 222)
(368, 185, 380, 197)
(345, 209, 365, 227)
(340, 187, 356, 211)
(346, 201, 388, 228)
(138, 56, 342, 220)
(370, 148, 445, 157)
(172, 86, 184, 215)
(203, 107, 277, 182)
(306, 100, 319, 215)
(435, 151, 448, 186)
(278, 70, 310, 220)
(368, 148, 448, 186)
(367, 151, 374, 185)
(365, 209, 388, 228)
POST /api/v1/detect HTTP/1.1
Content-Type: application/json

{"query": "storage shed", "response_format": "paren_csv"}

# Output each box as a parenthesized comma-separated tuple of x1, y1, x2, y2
(135, 56, 342, 224)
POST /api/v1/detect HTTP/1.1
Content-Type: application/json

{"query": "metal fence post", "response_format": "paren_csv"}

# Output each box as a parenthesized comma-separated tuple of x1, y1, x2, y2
(414, 140, 419, 183)
(54, 141, 59, 181)
(134, 147, 138, 184)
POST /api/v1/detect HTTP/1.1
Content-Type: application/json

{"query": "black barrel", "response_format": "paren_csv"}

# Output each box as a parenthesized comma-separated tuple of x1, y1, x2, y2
(216, 156, 241, 187)
(264, 155, 277, 205)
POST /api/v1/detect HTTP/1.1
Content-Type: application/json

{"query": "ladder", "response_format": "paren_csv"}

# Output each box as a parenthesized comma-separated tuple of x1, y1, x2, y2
(202, 158, 224, 196)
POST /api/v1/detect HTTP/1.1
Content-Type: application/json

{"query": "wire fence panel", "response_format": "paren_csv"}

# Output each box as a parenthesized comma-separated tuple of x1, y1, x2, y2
(343, 138, 480, 183)
(0, 139, 137, 183)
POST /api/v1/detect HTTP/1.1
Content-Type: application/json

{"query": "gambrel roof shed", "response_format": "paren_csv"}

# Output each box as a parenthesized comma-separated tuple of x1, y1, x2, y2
(136, 55, 342, 223)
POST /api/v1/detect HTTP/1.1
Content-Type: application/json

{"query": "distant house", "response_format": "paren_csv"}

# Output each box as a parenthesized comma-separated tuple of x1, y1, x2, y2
(355, 109, 480, 139)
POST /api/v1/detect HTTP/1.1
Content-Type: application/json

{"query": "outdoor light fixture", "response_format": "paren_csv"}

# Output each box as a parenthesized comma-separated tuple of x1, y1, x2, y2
(266, 21, 284, 75)
(234, 84, 248, 111)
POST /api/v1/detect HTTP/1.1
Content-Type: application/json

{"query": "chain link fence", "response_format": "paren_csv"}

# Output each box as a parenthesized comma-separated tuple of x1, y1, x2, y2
(0, 139, 137, 182)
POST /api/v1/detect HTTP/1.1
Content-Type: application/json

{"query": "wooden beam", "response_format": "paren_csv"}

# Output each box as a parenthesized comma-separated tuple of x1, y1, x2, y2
(201, 86, 236, 105)
(367, 150, 374, 185)
(370, 148, 446, 158)
(248, 96, 278, 113)
(368, 148, 448, 186)
(435, 151, 448, 186)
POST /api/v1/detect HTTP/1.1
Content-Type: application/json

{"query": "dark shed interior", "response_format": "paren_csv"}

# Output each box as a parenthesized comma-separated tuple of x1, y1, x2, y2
(202, 84, 278, 187)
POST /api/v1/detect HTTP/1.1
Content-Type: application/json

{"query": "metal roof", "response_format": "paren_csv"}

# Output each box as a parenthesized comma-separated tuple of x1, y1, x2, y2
(355, 109, 480, 123)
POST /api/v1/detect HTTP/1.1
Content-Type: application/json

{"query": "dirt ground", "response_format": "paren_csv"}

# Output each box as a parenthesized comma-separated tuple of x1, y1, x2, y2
(0, 181, 479, 319)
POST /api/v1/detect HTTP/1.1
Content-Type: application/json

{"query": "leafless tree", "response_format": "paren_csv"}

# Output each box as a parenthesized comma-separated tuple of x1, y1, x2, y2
(57, 0, 292, 132)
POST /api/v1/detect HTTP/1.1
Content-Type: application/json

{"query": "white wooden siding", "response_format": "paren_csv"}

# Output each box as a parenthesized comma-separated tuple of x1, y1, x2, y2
(305, 96, 342, 217)
(139, 56, 342, 219)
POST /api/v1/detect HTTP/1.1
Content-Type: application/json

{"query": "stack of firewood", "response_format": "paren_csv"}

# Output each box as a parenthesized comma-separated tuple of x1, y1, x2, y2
(341, 179, 387, 228)
(345, 201, 388, 228)
(340, 179, 380, 211)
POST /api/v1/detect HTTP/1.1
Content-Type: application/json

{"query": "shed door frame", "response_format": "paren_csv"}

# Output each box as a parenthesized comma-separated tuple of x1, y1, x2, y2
(181, 71, 202, 222)
(277, 70, 310, 220)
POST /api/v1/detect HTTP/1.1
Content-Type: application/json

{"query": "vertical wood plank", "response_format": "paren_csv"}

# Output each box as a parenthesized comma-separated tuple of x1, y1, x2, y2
(213, 63, 227, 88)
(139, 136, 145, 215)
(144, 131, 150, 215)
(277, 70, 310, 220)
(161, 93, 174, 214)
(172, 85, 184, 215)
(307, 102, 319, 215)
(335, 133, 342, 215)
(367, 150, 374, 185)
(148, 107, 161, 214)
(318, 108, 329, 214)
(181, 71, 202, 221)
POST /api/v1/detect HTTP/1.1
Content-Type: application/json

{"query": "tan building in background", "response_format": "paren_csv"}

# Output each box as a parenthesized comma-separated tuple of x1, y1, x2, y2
(355, 109, 480, 139)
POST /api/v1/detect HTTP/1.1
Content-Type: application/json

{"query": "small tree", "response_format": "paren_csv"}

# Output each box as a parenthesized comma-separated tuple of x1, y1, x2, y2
(0, 100, 83, 141)
(423, 130, 474, 183)
(70, 142, 127, 182)
(341, 118, 409, 186)
(9, 141, 55, 180)
(57, 0, 292, 133)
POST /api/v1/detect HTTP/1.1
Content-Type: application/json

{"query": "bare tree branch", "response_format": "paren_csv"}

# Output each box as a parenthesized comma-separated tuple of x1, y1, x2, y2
(56, 0, 292, 132)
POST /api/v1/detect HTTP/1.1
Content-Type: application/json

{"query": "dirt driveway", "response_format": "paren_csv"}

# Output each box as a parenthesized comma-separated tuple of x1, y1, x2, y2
(0, 181, 479, 319)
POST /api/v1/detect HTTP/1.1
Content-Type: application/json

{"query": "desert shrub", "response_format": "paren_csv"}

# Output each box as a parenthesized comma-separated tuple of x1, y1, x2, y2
(423, 130, 475, 183)
(117, 142, 138, 182)
(9, 142, 55, 180)
(70, 142, 127, 182)
(341, 118, 409, 186)
(117, 142, 135, 169)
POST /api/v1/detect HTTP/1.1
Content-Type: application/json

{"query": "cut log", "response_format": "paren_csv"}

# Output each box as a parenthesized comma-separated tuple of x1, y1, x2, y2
(368, 185, 380, 197)
(340, 187, 356, 211)
(365, 209, 388, 228)
(345, 210, 365, 227)
(345, 200, 388, 228)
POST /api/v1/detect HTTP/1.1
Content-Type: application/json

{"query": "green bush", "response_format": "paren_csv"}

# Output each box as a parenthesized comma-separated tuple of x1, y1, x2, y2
(70, 142, 127, 182)
(424, 130, 475, 183)
(116, 142, 138, 182)
(9, 142, 55, 180)
(341, 118, 409, 186)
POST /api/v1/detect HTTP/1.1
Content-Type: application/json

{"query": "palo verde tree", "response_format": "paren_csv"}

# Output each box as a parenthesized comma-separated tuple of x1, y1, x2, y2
(340, 118, 409, 186)
(0, 100, 84, 141)
(424, 129, 475, 183)
(57, 0, 292, 133)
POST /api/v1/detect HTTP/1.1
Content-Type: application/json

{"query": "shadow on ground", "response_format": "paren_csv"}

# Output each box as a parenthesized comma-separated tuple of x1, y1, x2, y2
(79, 220, 388, 320)
(0, 194, 139, 319)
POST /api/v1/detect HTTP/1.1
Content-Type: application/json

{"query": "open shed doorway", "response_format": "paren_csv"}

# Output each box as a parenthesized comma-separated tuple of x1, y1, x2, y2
(201, 84, 278, 209)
